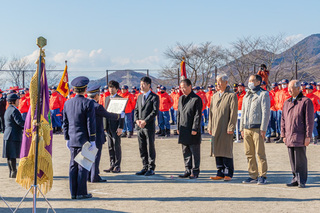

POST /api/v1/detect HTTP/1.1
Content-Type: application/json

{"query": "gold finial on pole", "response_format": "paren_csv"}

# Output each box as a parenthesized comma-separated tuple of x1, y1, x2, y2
(36, 36, 47, 49)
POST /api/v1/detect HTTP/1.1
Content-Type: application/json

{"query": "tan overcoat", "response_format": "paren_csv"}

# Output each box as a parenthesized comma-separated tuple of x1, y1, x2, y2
(208, 86, 238, 158)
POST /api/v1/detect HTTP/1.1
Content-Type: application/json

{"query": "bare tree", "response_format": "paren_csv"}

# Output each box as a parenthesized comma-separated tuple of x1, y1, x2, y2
(7, 56, 32, 88)
(162, 42, 224, 87)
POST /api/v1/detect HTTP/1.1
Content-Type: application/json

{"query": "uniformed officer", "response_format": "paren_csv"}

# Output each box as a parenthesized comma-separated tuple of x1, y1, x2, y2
(86, 85, 120, 182)
(2, 93, 24, 178)
(63, 76, 96, 199)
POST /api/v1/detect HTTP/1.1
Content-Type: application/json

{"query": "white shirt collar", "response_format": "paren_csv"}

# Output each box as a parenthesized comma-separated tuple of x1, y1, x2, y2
(143, 90, 151, 99)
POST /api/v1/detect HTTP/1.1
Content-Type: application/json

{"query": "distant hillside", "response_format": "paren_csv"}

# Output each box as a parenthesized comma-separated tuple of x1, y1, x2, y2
(88, 70, 165, 90)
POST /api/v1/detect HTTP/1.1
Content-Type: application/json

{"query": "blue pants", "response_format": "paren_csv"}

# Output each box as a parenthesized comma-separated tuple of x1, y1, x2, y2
(317, 112, 320, 136)
(123, 112, 133, 133)
(234, 119, 240, 136)
(266, 110, 277, 138)
(276, 110, 282, 135)
(159, 111, 170, 130)
(70, 147, 89, 196)
(170, 107, 176, 123)
(51, 108, 62, 128)
(22, 112, 27, 121)
(204, 108, 208, 124)
(312, 113, 318, 137)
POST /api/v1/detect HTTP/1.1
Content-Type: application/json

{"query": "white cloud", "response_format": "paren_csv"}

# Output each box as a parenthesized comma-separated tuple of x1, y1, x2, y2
(285, 34, 305, 45)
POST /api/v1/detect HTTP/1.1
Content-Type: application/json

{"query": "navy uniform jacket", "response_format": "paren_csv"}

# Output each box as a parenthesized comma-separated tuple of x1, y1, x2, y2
(134, 91, 159, 131)
(3, 105, 24, 141)
(92, 100, 119, 149)
(104, 94, 124, 132)
(63, 95, 96, 147)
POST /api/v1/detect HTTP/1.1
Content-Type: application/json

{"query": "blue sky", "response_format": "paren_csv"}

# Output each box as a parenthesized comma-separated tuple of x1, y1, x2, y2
(0, 0, 318, 79)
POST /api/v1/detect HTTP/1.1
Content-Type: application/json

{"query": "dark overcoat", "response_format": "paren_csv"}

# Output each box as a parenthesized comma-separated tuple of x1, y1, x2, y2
(2, 104, 24, 158)
(177, 91, 203, 145)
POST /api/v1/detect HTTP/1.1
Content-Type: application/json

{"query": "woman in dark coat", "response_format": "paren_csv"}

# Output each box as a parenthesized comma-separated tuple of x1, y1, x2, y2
(2, 93, 24, 178)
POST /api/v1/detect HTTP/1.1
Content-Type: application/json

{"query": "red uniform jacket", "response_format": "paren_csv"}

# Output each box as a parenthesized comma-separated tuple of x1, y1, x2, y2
(159, 92, 173, 112)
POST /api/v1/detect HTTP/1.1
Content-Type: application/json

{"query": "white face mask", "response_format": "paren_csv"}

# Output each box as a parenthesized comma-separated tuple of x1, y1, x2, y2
(248, 82, 255, 90)
(282, 84, 287, 89)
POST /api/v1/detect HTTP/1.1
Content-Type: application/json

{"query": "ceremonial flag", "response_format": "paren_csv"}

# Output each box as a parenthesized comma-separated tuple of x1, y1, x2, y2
(16, 50, 53, 195)
(180, 58, 187, 80)
(179, 58, 187, 96)
(56, 64, 69, 97)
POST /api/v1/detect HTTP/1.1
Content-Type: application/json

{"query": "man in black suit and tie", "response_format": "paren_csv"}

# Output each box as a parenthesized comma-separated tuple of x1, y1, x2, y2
(103, 80, 125, 173)
(86, 84, 121, 182)
(134, 76, 159, 176)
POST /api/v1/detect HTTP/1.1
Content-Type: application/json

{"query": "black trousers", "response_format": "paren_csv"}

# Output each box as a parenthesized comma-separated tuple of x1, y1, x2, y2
(182, 144, 200, 176)
(88, 147, 103, 182)
(69, 147, 89, 196)
(215, 157, 234, 178)
(0, 114, 4, 133)
(137, 129, 156, 170)
(107, 131, 122, 168)
(288, 147, 308, 185)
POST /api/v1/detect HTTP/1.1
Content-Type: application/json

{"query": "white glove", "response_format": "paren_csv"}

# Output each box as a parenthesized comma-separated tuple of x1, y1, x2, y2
(120, 112, 125, 119)
(66, 140, 70, 150)
(88, 141, 96, 151)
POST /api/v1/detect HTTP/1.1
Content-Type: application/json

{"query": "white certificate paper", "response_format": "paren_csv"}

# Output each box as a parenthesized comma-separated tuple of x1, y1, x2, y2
(106, 98, 128, 114)
(74, 142, 98, 171)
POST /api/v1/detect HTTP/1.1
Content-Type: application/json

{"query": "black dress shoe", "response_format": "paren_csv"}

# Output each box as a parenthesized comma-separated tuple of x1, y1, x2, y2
(178, 172, 191, 178)
(286, 182, 298, 187)
(144, 169, 155, 176)
(298, 183, 306, 188)
(71, 195, 76, 199)
(76, 194, 93, 199)
(92, 179, 107, 183)
(112, 167, 121, 173)
(136, 169, 148, 175)
(103, 167, 114, 173)
(189, 174, 198, 179)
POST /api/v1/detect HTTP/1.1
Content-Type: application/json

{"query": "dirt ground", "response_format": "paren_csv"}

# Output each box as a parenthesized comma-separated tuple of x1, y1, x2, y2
(0, 133, 320, 213)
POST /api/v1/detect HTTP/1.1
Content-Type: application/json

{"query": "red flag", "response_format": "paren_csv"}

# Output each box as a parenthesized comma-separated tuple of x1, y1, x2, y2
(180, 59, 187, 79)
(179, 58, 187, 96)
(56, 64, 69, 97)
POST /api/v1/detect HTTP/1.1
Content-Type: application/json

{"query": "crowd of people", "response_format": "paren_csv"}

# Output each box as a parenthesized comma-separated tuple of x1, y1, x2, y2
(1, 64, 319, 199)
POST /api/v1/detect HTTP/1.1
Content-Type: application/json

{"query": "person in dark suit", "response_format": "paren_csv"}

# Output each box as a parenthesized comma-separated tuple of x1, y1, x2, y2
(63, 76, 96, 199)
(86, 84, 121, 182)
(177, 79, 203, 179)
(134, 76, 159, 176)
(2, 94, 24, 178)
(103, 80, 125, 173)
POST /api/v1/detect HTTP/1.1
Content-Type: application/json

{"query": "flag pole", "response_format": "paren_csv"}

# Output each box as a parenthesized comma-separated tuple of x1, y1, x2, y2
(33, 36, 47, 213)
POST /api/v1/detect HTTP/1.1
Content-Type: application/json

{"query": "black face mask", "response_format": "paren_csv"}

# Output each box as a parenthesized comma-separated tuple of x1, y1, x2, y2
(233, 88, 238, 92)
(161, 91, 165, 94)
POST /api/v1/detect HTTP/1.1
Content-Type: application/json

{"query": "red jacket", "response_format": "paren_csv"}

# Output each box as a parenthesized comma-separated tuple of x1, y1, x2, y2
(237, 91, 246, 110)
(50, 91, 64, 111)
(159, 92, 173, 112)
(99, 91, 110, 107)
(196, 91, 207, 111)
(275, 88, 291, 111)
(257, 70, 270, 85)
(171, 92, 180, 111)
(306, 93, 320, 113)
(269, 88, 279, 111)
(206, 91, 214, 108)
(18, 95, 30, 113)
(120, 91, 135, 113)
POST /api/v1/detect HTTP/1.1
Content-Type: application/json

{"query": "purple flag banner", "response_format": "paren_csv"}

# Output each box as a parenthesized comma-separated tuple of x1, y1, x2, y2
(16, 51, 53, 195)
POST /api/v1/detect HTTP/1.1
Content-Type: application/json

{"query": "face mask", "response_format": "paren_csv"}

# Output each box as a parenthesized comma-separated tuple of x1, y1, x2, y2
(282, 84, 287, 89)
(161, 91, 165, 94)
(248, 82, 255, 90)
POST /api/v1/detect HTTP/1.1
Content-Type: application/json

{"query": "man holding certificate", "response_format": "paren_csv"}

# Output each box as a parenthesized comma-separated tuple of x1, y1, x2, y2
(134, 76, 159, 176)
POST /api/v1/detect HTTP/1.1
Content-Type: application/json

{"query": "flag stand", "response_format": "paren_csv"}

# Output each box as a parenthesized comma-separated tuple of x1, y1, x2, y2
(13, 37, 56, 213)
(0, 194, 13, 212)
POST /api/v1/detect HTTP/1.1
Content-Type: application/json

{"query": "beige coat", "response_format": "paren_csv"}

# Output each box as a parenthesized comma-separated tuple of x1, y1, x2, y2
(208, 86, 238, 158)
